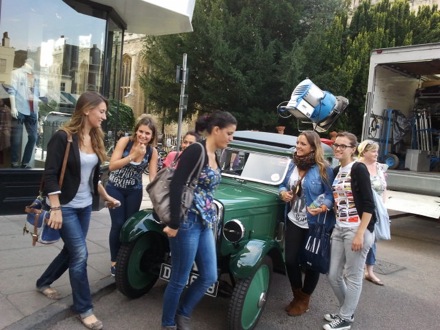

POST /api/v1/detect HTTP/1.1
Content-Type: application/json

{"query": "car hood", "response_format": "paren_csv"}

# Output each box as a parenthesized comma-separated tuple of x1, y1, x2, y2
(214, 179, 280, 211)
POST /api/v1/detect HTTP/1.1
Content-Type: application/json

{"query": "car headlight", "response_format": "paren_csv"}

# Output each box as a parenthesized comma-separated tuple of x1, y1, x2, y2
(223, 219, 245, 243)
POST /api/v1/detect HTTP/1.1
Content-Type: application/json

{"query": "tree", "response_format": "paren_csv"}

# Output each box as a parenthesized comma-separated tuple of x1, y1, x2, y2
(140, 0, 345, 133)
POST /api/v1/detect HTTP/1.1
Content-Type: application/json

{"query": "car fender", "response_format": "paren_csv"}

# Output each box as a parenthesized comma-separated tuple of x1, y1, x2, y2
(229, 239, 281, 279)
(119, 209, 165, 243)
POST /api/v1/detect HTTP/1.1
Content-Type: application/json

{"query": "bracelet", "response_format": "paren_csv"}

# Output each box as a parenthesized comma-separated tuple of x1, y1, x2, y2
(51, 206, 62, 211)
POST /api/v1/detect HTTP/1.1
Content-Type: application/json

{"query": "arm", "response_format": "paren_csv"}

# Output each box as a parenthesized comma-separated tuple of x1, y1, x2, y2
(167, 143, 204, 230)
(278, 162, 294, 203)
(307, 166, 335, 216)
(148, 147, 158, 181)
(352, 163, 374, 251)
(108, 137, 132, 171)
(97, 181, 120, 208)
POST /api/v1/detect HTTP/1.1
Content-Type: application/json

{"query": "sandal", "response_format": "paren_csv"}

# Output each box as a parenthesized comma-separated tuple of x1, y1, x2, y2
(78, 315, 103, 330)
(39, 287, 61, 300)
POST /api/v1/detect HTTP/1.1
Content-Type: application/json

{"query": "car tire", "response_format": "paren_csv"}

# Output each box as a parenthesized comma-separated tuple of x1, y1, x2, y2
(115, 232, 166, 298)
(227, 256, 273, 330)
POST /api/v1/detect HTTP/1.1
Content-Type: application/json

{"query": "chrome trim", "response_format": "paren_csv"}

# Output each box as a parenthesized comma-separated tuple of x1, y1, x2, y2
(223, 219, 245, 243)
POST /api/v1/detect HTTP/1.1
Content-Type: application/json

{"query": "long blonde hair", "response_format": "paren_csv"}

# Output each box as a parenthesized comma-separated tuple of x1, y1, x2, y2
(62, 91, 107, 162)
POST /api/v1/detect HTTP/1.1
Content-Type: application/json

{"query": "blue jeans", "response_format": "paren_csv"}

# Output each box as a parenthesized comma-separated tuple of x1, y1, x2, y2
(327, 226, 374, 322)
(36, 205, 94, 317)
(10, 112, 38, 166)
(106, 184, 143, 262)
(161, 212, 218, 327)
(365, 242, 376, 266)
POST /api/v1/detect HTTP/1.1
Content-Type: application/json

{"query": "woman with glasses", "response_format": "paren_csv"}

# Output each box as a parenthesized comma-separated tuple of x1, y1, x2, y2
(279, 131, 335, 317)
(323, 132, 376, 330)
(358, 140, 388, 286)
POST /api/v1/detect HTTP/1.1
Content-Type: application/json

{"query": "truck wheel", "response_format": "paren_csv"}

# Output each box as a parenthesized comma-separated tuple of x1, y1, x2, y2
(385, 153, 399, 169)
(227, 256, 273, 330)
(115, 232, 166, 298)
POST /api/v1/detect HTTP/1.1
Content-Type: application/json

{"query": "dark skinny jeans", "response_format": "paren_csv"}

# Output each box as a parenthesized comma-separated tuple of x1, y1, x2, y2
(284, 219, 320, 295)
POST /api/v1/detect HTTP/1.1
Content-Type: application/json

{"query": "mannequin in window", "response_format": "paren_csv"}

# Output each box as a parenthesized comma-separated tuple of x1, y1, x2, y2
(10, 58, 39, 168)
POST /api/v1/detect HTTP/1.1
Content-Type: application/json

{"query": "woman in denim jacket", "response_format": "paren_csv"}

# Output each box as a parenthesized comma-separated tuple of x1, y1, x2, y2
(279, 130, 335, 317)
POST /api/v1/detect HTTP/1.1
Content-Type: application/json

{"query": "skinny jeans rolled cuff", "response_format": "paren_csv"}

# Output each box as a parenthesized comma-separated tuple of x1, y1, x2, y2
(161, 212, 217, 327)
(327, 225, 374, 322)
(365, 242, 377, 266)
(36, 205, 93, 315)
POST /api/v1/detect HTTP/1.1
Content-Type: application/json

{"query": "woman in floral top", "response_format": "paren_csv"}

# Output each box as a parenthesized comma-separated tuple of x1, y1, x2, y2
(161, 111, 237, 330)
(358, 139, 388, 286)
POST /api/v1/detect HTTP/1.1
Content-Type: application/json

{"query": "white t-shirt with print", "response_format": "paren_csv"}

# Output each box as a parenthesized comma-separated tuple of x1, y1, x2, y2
(332, 161, 360, 227)
(287, 166, 308, 229)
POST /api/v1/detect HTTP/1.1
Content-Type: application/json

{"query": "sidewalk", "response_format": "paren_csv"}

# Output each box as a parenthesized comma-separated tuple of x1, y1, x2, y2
(0, 176, 153, 330)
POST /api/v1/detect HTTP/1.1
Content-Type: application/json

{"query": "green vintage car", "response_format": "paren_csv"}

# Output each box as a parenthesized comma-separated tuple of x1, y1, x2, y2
(115, 130, 335, 330)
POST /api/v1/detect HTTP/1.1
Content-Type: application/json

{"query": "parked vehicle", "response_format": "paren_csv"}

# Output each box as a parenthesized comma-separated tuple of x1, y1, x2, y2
(115, 130, 335, 330)
(362, 43, 440, 219)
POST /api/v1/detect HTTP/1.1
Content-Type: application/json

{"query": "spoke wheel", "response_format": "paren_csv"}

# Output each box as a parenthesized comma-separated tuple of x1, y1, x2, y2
(227, 256, 273, 330)
(115, 232, 166, 298)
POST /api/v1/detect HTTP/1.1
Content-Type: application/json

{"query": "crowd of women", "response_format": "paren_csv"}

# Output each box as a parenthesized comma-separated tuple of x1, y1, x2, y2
(36, 90, 388, 330)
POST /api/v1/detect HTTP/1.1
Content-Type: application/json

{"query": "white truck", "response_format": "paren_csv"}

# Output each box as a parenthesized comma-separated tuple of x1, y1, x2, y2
(362, 43, 440, 219)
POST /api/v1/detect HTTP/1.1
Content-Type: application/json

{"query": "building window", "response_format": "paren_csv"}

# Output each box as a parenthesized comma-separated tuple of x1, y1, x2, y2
(121, 54, 131, 100)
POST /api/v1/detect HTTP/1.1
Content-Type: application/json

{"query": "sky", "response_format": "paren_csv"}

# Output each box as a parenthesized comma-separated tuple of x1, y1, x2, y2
(0, 0, 106, 51)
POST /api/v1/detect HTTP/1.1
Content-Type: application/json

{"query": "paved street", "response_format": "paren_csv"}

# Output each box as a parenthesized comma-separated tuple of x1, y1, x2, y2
(41, 213, 440, 330)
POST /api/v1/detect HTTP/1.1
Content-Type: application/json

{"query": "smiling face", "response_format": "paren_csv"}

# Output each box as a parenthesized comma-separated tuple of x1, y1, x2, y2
(295, 134, 314, 157)
(135, 124, 153, 145)
(85, 101, 107, 129)
(362, 146, 379, 163)
(333, 136, 356, 163)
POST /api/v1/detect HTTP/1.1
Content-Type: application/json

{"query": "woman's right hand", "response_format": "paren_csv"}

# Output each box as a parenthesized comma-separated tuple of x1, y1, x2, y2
(279, 190, 293, 203)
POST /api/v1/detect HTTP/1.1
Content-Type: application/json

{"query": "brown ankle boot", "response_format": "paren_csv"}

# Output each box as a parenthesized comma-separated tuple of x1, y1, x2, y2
(287, 290, 310, 316)
(284, 288, 301, 312)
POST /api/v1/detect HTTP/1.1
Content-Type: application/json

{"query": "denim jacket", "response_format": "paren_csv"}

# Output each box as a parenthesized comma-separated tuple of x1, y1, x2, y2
(279, 162, 336, 231)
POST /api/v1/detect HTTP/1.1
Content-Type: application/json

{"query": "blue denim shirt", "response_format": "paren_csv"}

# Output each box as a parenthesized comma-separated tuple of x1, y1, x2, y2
(279, 162, 336, 230)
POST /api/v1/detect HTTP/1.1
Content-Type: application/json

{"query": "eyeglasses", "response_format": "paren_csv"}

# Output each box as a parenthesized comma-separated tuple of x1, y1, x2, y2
(332, 143, 354, 151)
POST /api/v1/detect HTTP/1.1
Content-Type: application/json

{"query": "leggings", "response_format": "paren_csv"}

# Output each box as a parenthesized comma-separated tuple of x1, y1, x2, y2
(284, 220, 320, 295)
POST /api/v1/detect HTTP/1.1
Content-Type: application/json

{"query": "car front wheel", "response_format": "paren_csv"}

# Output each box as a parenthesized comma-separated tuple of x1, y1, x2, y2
(115, 232, 166, 298)
(227, 256, 273, 330)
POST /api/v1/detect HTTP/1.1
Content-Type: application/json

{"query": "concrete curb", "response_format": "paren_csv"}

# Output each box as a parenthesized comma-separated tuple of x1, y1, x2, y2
(4, 277, 116, 330)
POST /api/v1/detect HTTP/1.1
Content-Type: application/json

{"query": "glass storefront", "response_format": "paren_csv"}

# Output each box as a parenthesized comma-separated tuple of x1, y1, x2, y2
(0, 0, 123, 169)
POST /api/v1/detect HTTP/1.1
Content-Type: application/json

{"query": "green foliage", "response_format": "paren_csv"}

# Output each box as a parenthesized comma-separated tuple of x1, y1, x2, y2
(106, 99, 135, 133)
(138, 0, 440, 136)
(140, 0, 344, 133)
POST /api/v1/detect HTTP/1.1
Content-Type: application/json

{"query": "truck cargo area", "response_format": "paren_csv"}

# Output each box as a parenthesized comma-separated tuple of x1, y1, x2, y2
(363, 43, 440, 219)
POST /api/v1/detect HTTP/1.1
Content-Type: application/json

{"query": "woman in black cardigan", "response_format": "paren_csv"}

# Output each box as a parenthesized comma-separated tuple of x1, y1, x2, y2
(36, 91, 119, 330)
(323, 132, 376, 330)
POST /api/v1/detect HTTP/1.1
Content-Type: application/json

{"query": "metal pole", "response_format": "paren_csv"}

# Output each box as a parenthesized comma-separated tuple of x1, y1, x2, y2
(176, 54, 188, 153)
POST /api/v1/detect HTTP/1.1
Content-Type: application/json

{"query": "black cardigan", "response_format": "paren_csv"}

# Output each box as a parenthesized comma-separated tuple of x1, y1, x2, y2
(168, 140, 211, 229)
(43, 130, 100, 205)
(333, 162, 376, 233)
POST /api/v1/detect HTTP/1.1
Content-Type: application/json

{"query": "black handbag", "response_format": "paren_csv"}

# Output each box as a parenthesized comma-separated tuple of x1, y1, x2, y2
(146, 142, 205, 225)
(23, 131, 72, 246)
(301, 211, 331, 274)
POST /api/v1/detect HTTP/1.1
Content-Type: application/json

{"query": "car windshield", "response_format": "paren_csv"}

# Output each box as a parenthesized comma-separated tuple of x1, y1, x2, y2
(219, 149, 291, 185)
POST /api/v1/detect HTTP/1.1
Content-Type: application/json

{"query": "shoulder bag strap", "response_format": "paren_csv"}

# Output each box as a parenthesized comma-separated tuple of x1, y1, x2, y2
(185, 142, 205, 186)
(59, 132, 72, 188)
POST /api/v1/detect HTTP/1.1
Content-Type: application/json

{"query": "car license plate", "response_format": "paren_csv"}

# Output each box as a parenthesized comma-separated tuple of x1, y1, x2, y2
(159, 263, 219, 297)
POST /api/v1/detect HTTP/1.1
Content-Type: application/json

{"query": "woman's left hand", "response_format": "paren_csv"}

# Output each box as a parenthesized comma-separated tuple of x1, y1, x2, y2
(307, 205, 327, 216)
(163, 226, 178, 238)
